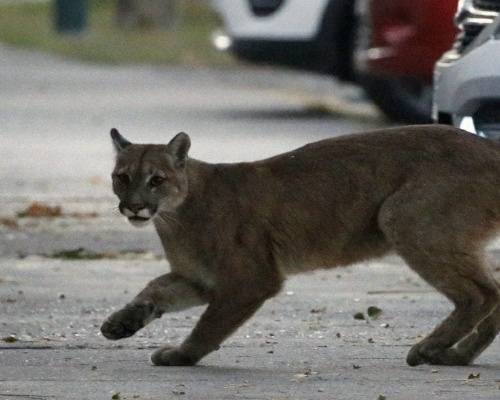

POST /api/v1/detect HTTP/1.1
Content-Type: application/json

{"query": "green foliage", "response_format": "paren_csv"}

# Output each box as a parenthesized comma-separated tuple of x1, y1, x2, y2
(0, 0, 234, 66)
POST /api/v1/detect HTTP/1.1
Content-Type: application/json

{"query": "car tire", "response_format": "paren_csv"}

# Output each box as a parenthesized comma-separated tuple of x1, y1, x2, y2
(359, 75, 433, 124)
(321, 0, 356, 81)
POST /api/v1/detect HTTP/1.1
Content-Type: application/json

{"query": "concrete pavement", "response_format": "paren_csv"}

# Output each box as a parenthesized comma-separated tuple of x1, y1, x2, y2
(1, 44, 500, 399)
(2, 256, 500, 399)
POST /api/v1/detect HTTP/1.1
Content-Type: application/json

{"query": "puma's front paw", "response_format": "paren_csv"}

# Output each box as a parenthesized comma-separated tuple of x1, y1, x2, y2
(406, 343, 431, 366)
(101, 302, 155, 340)
(151, 346, 197, 366)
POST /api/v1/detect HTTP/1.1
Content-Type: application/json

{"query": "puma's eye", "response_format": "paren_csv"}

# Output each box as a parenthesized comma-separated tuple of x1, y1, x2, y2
(149, 175, 165, 187)
(116, 174, 130, 185)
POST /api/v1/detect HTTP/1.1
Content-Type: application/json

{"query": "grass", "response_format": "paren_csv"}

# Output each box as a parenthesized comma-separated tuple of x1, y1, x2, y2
(0, 0, 234, 66)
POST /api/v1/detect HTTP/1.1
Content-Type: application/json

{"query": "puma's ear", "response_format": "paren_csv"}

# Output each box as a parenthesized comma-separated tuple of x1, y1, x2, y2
(167, 132, 191, 167)
(110, 128, 132, 152)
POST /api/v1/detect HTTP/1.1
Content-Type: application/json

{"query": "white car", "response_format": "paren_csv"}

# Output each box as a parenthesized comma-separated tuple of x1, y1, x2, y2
(212, 0, 356, 81)
(434, 0, 500, 139)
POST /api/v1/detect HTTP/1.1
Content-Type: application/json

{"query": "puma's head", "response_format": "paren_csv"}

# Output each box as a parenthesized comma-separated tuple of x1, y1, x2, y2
(110, 128, 190, 227)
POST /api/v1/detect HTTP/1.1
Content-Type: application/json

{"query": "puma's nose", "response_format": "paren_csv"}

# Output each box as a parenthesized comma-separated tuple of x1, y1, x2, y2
(120, 202, 148, 218)
(127, 203, 146, 214)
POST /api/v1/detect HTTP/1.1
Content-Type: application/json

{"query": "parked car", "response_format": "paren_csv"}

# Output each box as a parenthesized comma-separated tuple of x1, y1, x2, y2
(433, 0, 500, 140)
(211, 0, 356, 80)
(211, 0, 457, 123)
(354, 0, 457, 123)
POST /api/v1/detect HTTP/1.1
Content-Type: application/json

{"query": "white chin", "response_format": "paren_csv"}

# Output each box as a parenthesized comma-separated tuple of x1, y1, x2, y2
(128, 218, 151, 228)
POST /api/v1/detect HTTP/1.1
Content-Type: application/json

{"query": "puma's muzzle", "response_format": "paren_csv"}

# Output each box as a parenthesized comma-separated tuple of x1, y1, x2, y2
(120, 204, 156, 227)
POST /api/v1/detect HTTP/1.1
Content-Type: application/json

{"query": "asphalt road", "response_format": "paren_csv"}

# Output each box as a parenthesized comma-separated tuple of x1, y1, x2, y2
(1, 44, 500, 400)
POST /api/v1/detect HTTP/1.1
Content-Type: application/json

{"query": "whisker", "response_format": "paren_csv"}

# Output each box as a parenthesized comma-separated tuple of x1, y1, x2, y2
(102, 206, 122, 218)
(157, 211, 186, 232)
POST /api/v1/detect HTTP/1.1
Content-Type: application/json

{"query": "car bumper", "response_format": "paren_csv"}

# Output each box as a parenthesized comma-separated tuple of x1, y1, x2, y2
(211, 0, 328, 40)
(433, 16, 500, 138)
(358, 45, 444, 78)
(212, 29, 328, 73)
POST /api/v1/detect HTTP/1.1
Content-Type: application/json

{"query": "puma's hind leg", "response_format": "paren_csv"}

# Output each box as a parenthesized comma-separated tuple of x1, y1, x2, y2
(101, 272, 209, 340)
(404, 267, 500, 366)
(378, 185, 500, 366)
(422, 279, 500, 365)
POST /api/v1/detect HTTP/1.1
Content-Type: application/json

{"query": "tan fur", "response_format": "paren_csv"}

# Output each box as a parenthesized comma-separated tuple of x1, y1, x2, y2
(101, 125, 500, 367)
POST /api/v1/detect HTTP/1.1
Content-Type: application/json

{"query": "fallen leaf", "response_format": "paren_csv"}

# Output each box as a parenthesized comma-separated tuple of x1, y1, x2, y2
(44, 248, 160, 260)
(354, 306, 383, 321)
(111, 393, 121, 400)
(2, 335, 18, 343)
(88, 175, 103, 186)
(46, 248, 102, 260)
(367, 306, 382, 319)
(310, 307, 326, 314)
(467, 373, 480, 380)
(353, 312, 365, 320)
(18, 202, 62, 218)
(0, 217, 19, 228)
(70, 212, 99, 218)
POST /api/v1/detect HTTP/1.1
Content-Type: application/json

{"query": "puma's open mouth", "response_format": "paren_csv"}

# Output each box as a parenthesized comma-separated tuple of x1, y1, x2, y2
(129, 216, 150, 222)
(128, 216, 151, 227)
(121, 206, 155, 227)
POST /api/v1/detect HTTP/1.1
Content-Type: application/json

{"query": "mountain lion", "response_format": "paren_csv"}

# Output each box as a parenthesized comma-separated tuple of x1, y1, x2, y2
(101, 125, 500, 367)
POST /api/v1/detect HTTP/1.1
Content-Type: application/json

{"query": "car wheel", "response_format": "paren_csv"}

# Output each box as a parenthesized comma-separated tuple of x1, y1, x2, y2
(321, 0, 356, 81)
(359, 75, 433, 124)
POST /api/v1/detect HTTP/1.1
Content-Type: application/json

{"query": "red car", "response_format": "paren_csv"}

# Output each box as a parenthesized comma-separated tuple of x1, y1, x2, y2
(355, 0, 458, 122)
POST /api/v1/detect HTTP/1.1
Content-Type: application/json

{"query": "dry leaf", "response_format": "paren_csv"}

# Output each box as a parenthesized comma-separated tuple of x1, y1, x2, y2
(2, 335, 18, 343)
(0, 217, 19, 228)
(353, 312, 365, 320)
(367, 306, 382, 319)
(18, 202, 62, 218)
(70, 212, 99, 218)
